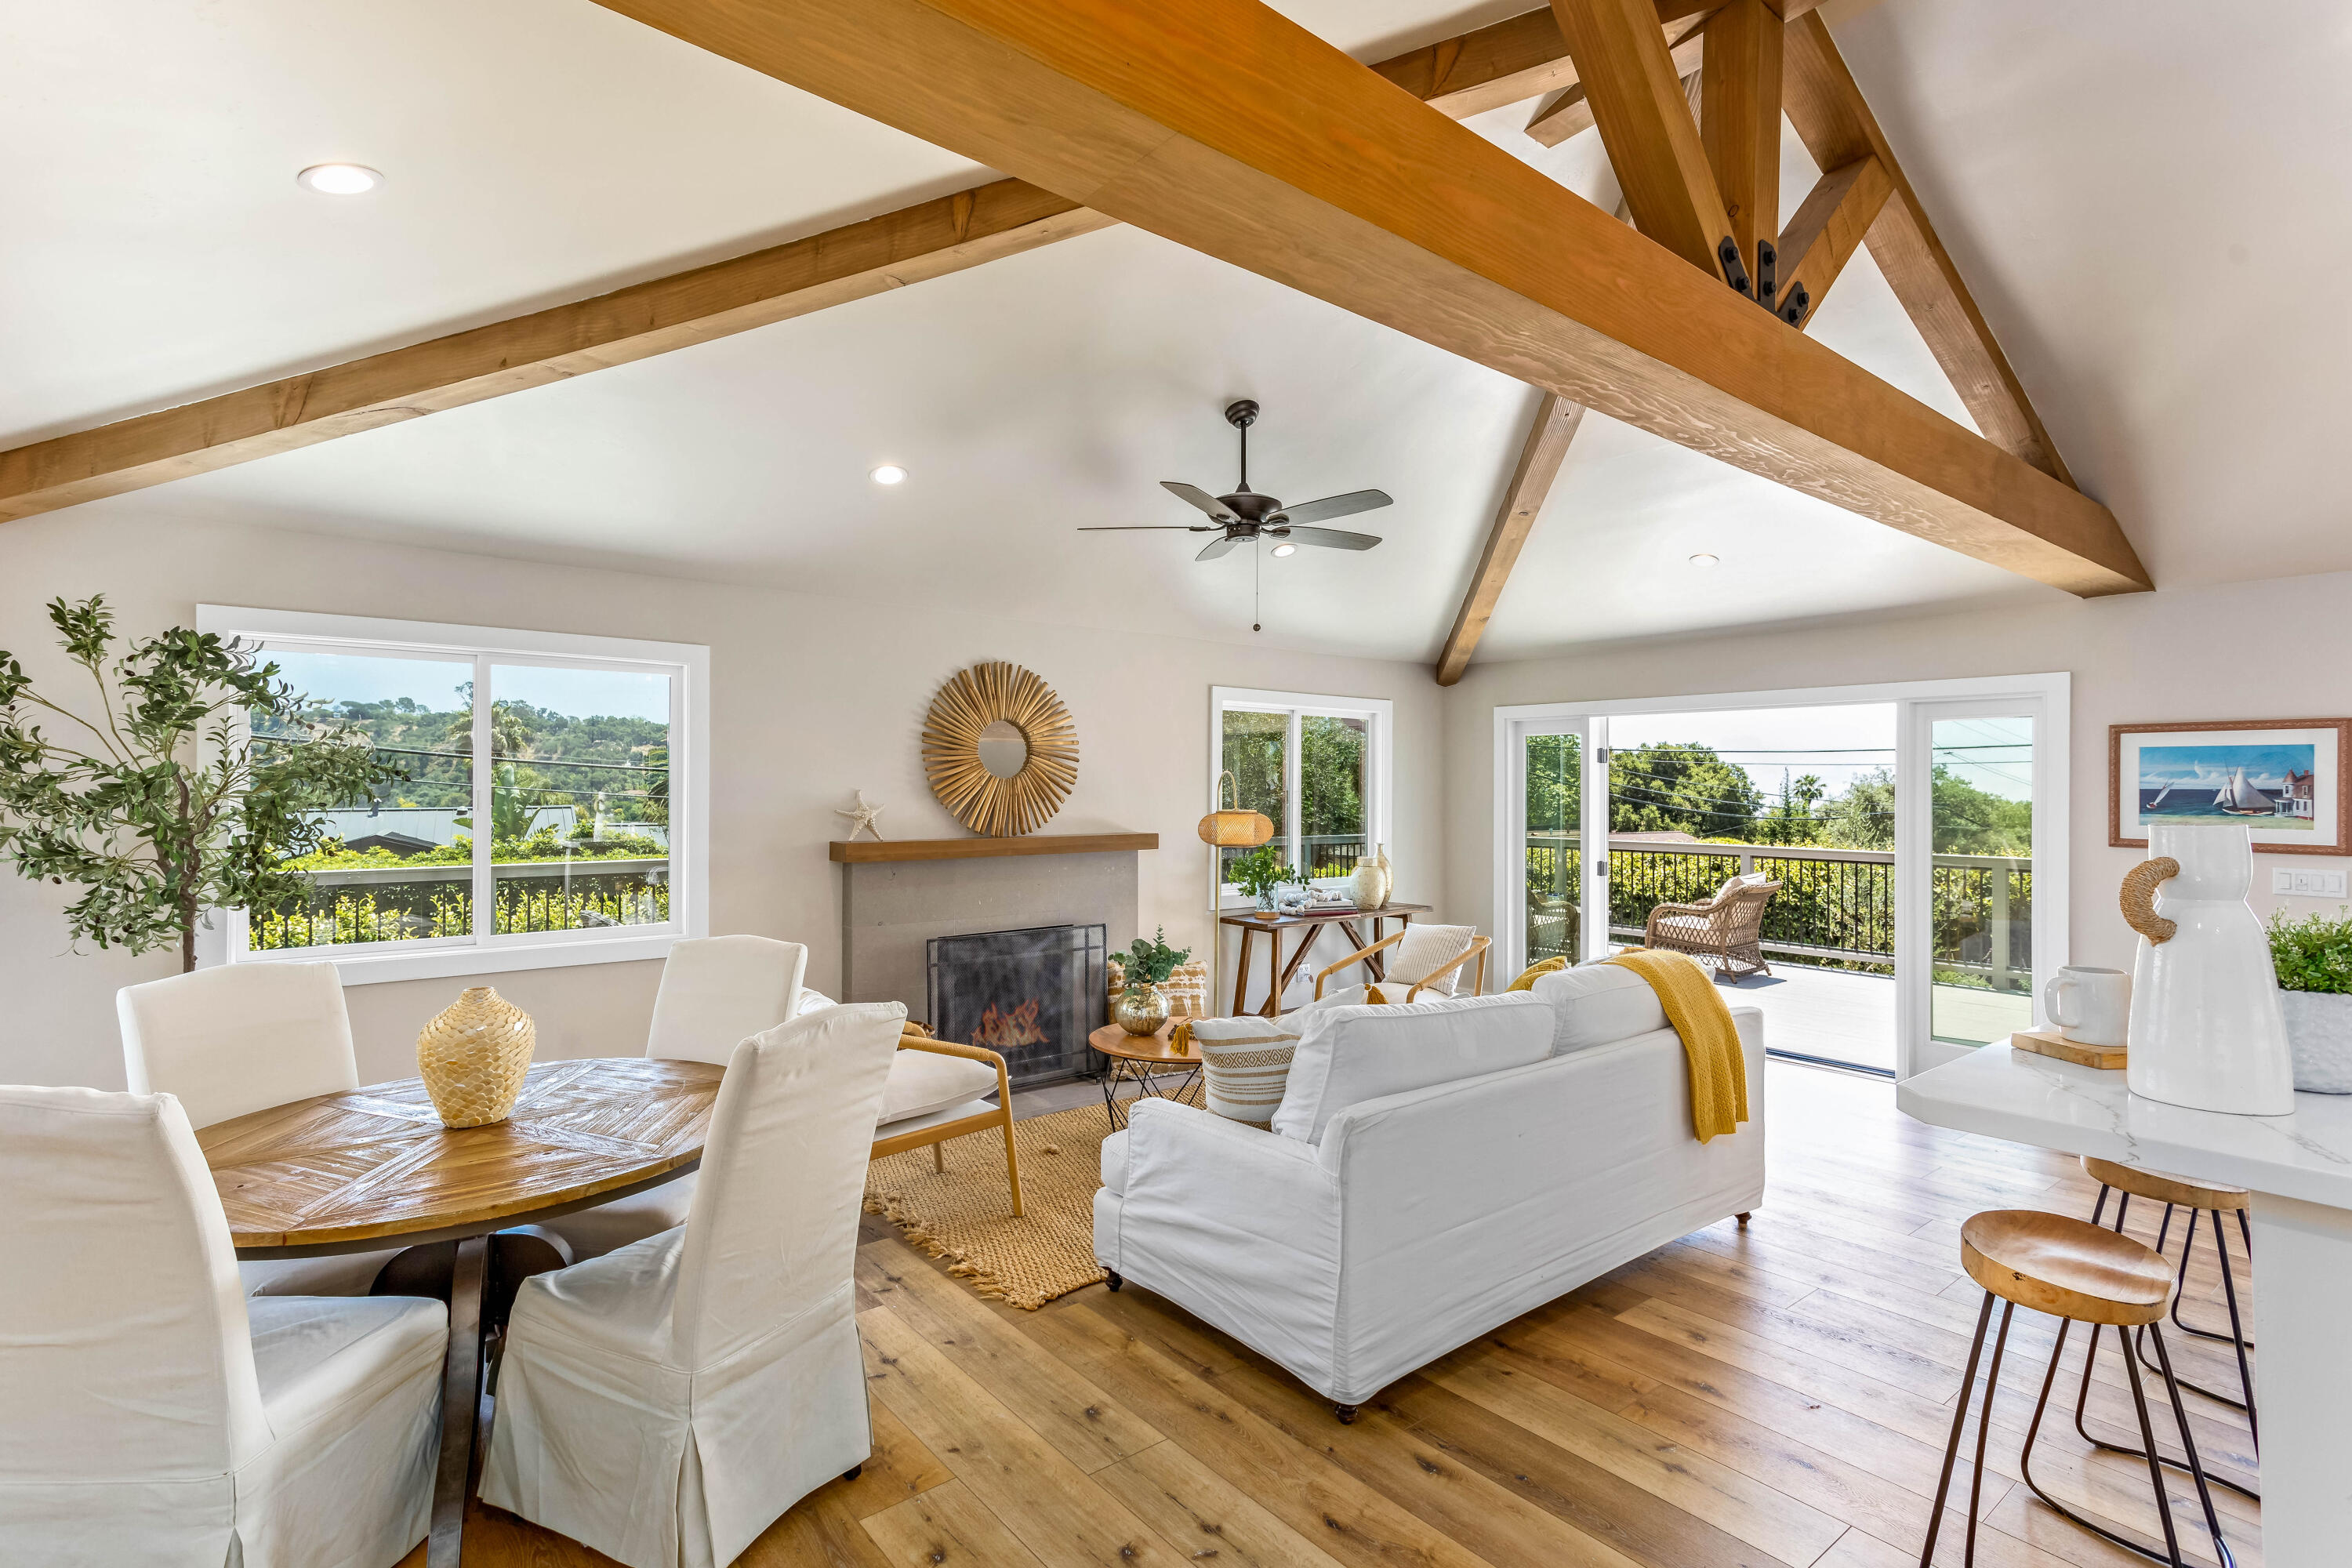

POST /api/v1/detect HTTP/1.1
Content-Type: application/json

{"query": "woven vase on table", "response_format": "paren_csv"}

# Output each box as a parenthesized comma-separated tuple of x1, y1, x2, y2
(416, 986, 535, 1128)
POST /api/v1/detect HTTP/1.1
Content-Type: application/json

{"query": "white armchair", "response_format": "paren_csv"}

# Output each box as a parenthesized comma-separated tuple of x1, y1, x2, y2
(0, 1084, 445, 1567)
(118, 960, 400, 1298)
(481, 1000, 907, 1568)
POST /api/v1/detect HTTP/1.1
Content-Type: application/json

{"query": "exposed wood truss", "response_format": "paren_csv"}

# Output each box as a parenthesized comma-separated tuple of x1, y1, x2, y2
(0, 182, 1111, 522)
(1524, 13, 1704, 149)
(1548, 0, 1735, 281)
(1437, 394, 1586, 686)
(1781, 13, 2074, 482)
(589, 0, 2138, 597)
(1774, 154, 1893, 328)
(1698, 0, 1782, 296)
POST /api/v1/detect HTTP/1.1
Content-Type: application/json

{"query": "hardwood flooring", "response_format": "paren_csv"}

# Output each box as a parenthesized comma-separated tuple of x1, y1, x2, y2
(420, 1061, 2260, 1567)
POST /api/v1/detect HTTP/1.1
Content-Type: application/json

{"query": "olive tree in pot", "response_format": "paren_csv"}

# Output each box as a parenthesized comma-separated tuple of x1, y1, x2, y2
(0, 596, 403, 972)
(2270, 908, 2352, 1093)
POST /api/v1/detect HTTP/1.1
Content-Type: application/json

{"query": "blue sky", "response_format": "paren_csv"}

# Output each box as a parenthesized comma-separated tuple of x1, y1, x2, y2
(2139, 742, 2314, 791)
(265, 648, 671, 724)
(1606, 705, 2034, 803)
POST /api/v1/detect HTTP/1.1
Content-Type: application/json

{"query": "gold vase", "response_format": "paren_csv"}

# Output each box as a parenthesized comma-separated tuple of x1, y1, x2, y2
(416, 986, 535, 1128)
(1114, 983, 1171, 1036)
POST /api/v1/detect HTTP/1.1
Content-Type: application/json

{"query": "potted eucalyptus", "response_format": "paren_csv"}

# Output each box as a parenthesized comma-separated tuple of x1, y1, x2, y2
(1113, 926, 1193, 1036)
(1229, 844, 1291, 918)
(0, 596, 401, 972)
(2270, 909, 2352, 1093)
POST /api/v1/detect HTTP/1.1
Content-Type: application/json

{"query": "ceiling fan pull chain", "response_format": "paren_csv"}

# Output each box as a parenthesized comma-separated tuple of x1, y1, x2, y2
(1253, 536, 1262, 633)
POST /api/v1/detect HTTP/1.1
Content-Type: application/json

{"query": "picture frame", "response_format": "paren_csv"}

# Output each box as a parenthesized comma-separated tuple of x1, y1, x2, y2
(2110, 718, 2352, 855)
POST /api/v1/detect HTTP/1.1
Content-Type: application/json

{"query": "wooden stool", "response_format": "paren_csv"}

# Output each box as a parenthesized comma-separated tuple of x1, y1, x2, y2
(1921, 1210, 2234, 1568)
(2083, 1156, 2258, 1471)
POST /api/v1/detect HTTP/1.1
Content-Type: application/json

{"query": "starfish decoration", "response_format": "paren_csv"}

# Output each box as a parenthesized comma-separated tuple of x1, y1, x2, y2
(834, 790, 886, 843)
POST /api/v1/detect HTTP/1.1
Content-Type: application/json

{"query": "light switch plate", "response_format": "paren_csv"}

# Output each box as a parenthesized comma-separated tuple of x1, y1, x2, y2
(2273, 867, 2349, 897)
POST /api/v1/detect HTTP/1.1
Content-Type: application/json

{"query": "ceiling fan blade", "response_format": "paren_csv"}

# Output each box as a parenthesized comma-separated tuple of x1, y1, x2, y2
(1195, 534, 1243, 561)
(1268, 488, 1393, 527)
(1276, 525, 1382, 551)
(1076, 525, 1216, 531)
(1162, 481, 1240, 522)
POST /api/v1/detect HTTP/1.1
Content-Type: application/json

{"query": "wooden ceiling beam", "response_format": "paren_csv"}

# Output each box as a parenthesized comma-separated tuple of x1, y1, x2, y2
(1548, 0, 1735, 281)
(1781, 13, 2073, 484)
(1525, 14, 1705, 149)
(1436, 394, 1586, 685)
(593, 0, 2143, 597)
(1699, 0, 1783, 299)
(1773, 154, 1892, 328)
(0, 8, 1589, 525)
(0, 182, 1109, 522)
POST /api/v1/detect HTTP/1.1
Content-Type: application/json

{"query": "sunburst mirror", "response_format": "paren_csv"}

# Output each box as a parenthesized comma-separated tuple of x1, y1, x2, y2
(920, 662, 1078, 837)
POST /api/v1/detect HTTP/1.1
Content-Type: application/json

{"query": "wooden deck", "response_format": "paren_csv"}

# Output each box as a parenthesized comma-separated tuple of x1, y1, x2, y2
(1720, 966, 2033, 1074)
(435, 1061, 2260, 1567)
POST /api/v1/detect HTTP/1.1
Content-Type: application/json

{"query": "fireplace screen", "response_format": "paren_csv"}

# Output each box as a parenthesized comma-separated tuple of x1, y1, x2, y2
(927, 924, 1107, 1087)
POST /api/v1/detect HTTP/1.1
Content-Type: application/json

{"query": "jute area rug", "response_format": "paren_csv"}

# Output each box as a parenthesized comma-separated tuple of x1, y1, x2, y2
(863, 1085, 1199, 1309)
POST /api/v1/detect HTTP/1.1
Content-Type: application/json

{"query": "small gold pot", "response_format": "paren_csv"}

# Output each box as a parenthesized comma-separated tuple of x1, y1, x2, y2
(416, 986, 535, 1127)
(1113, 982, 1171, 1036)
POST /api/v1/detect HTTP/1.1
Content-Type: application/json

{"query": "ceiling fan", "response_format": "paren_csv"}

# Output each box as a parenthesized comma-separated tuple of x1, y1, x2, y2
(1079, 400, 1392, 561)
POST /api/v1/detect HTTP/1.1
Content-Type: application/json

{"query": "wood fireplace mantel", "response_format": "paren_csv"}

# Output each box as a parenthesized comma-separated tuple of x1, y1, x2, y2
(827, 833, 1157, 864)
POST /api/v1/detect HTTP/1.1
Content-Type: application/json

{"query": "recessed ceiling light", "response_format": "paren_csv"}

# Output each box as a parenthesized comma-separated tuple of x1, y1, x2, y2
(1270, 541, 1297, 557)
(1689, 552, 1720, 567)
(869, 464, 909, 486)
(296, 163, 384, 196)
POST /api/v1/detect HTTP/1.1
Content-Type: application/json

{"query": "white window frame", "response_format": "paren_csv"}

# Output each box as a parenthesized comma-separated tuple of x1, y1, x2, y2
(1208, 686, 1391, 907)
(194, 605, 710, 986)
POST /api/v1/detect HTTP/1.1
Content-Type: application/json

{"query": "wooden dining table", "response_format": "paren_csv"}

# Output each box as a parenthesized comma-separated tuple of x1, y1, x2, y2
(198, 1056, 723, 1568)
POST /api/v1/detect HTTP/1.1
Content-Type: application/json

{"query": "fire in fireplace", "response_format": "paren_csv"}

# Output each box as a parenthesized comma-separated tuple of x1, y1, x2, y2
(927, 923, 1105, 1087)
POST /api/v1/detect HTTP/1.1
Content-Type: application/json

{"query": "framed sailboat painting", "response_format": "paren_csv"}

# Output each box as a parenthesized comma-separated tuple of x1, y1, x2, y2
(2111, 718, 2352, 855)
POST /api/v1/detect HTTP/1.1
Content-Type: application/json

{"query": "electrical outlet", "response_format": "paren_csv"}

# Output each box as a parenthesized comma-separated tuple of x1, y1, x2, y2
(2273, 867, 2349, 897)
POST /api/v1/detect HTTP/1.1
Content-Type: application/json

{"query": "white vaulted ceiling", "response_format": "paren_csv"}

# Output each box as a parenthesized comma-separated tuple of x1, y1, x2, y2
(7, 1, 2347, 662)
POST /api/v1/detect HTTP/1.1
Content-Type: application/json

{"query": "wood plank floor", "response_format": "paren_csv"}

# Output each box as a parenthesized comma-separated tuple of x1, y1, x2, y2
(423, 1061, 2261, 1567)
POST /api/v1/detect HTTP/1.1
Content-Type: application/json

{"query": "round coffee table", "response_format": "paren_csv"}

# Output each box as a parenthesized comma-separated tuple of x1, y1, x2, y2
(1087, 1022, 1204, 1130)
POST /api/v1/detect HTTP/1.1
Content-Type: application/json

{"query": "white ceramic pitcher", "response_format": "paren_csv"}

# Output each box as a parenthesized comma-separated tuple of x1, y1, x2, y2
(2122, 823, 2292, 1116)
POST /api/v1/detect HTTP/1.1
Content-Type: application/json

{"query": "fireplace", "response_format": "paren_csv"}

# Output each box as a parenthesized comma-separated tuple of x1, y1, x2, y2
(927, 924, 1106, 1087)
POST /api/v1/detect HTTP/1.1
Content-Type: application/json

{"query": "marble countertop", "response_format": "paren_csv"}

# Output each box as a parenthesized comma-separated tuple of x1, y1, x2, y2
(1898, 1047, 2352, 1210)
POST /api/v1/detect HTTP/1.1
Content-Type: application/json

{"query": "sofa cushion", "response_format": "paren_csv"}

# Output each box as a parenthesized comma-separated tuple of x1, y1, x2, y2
(1186, 1014, 1306, 1127)
(880, 1048, 1000, 1126)
(1100, 1128, 1132, 1195)
(1272, 993, 1552, 1142)
(1528, 964, 1669, 1055)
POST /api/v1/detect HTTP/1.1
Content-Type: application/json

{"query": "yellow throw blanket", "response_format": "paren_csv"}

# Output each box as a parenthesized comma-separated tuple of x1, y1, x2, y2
(1602, 948, 1749, 1143)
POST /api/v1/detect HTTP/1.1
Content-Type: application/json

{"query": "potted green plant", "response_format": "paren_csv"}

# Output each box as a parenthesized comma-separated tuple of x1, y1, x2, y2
(1113, 926, 1193, 1036)
(1229, 845, 1291, 917)
(2269, 909, 2352, 1092)
(0, 596, 402, 971)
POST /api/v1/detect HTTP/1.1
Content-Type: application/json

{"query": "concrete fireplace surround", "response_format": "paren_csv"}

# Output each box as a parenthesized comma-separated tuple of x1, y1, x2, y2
(831, 834, 1156, 1025)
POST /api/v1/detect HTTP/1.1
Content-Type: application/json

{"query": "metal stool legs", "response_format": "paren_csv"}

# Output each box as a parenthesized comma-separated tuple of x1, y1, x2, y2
(2091, 1185, 2260, 1494)
(1924, 1289, 2235, 1568)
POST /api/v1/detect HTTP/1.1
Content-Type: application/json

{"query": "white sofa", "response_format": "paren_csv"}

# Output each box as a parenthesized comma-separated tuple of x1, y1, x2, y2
(1093, 971, 1766, 1414)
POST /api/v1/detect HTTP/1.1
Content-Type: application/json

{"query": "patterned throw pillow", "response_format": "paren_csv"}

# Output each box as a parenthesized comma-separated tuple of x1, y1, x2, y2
(1182, 1014, 1306, 1127)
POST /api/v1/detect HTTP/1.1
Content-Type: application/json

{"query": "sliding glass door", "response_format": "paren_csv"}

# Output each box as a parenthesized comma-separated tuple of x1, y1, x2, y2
(1502, 717, 1602, 977)
(1898, 697, 2063, 1077)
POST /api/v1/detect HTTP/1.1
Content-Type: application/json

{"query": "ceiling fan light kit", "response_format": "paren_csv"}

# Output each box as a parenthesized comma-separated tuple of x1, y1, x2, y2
(1076, 401, 1393, 630)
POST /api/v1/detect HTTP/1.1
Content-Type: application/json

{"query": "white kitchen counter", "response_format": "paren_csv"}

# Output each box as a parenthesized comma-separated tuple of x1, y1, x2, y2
(1901, 1046, 2352, 1566)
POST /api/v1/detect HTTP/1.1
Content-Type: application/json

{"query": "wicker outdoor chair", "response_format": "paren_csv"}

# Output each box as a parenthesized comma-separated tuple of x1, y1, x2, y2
(1642, 877, 1781, 978)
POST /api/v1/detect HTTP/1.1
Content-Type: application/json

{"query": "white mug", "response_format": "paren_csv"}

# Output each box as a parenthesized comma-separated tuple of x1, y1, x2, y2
(2044, 966, 2132, 1047)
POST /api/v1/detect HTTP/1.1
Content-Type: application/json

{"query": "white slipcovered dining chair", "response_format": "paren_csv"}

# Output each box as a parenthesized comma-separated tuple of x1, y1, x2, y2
(118, 960, 400, 1297)
(0, 1084, 445, 1568)
(482, 1000, 907, 1568)
(540, 934, 808, 1260)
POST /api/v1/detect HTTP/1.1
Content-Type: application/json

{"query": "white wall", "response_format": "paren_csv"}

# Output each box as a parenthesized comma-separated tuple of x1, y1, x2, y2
(1443, 572, 2352, 978)
(0, 508, 1442, 1090)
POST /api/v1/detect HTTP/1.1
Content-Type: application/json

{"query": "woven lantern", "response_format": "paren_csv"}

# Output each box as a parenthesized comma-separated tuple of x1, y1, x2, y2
(1196, 771, 1274, 848)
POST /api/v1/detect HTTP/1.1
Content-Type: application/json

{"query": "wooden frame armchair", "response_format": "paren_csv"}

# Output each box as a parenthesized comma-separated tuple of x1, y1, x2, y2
(1642, 880, 1782, 978)
(871, 1033, 1024, 1218)
(1312, 929, 1490, 1003)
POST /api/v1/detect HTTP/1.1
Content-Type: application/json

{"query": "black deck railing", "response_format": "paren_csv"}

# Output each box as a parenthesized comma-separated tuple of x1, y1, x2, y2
(1523, 836, 2031, 987)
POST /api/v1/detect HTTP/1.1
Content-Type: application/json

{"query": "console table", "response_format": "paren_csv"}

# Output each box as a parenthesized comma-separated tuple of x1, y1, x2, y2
(1900, 1046, 2352, 1562)
(1220, 904, 1431, 1018)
